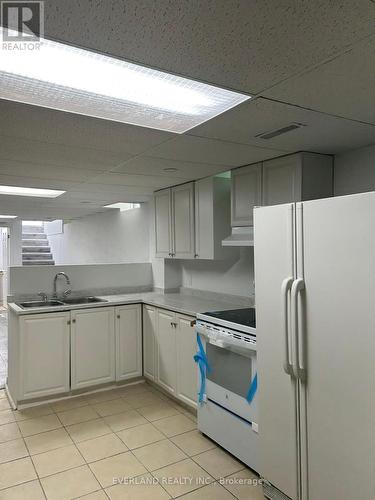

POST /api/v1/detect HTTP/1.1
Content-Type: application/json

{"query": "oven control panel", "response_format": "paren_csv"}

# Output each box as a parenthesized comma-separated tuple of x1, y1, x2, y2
(196, 320, 256, 352)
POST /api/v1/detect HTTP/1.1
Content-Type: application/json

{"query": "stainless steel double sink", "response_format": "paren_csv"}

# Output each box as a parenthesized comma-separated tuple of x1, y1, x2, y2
(17, 296, 107, 309)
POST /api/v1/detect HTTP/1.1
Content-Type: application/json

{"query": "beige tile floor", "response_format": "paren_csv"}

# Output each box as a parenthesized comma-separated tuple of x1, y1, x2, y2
(0, 383, 265, 499)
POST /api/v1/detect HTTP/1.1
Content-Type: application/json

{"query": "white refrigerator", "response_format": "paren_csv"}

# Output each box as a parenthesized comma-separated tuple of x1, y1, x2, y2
(254, 192, 375, 500)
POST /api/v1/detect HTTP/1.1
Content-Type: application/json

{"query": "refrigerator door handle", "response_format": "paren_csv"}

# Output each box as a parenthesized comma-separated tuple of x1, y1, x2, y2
(291, 278, 306, 380)
(281, 277, 294, 375)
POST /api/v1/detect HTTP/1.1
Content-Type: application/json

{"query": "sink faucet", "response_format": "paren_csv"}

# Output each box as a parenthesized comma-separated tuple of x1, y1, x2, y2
(52, 272, 72, 299)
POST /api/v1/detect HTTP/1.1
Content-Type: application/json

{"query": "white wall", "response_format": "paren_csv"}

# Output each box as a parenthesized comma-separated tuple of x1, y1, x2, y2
(47, 204, 150, 265)
(166, 248, 254, 298)
(9, 263, 152, 297)
(334, 143, 375, 196)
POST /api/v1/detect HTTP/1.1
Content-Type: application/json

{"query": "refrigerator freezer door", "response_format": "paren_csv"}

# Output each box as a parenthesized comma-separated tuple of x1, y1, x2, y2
(302, 192, 375, 500)
(254, 203, 299, 500)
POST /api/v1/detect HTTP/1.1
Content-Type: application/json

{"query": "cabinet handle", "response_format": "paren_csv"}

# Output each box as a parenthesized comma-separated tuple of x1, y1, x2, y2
(72, 319, 76, 323)
(190, 320, 196, 327)
(194, 254, 199, 258)
(117, 315, 120, 319)
(67, 320, 71, 325)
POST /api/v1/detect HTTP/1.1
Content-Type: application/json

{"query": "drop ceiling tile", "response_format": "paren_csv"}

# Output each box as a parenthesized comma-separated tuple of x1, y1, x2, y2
(90, 172, 189, 189)
(113, 156, 228, 179)
(0, 100, 174, 155)
(0, 160, 101, 182)
(146, 135, 286, 166)
(71, 183, 154, 196)
(0, 136, 131, 171)
(189, 97, 375, 154)
(263, 36, 375, 125)
(43, 1, 375, 94)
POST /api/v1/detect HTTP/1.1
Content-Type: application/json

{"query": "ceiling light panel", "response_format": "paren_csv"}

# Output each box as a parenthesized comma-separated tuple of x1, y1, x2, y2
(0, 185, 65, 198)
(0, 29, 251, 133)
(0, 215, 17, 218)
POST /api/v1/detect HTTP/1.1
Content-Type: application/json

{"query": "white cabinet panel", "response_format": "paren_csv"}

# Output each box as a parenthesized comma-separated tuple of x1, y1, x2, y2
(231, 163, 262, 226)
(176, 314, 197, 408)
(19, 312, 70, 400)
(71, 307, 115, 390)
(155, 189, 172, 258)
(172, 182, 195, 259)
(262, 155, 302, 206)
(156, 308, 176, 395)
(143, 305, 157, 381)
(115, 304, 142, 381)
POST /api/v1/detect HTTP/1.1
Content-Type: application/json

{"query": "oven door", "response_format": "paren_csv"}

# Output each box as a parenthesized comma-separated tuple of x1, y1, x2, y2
(205, 339, 257, 424)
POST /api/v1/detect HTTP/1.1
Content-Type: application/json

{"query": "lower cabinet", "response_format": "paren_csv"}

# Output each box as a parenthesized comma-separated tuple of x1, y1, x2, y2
(176, 314, 197, 408)
(152, 307, 197, 408)
(19, 312, 70, 400)
(156, 308, 177, 395)
(14, 303, 196, 408)
(71, 307, 115, 390)
(116, 304, 142, 381)
(143, 305, 157, 381)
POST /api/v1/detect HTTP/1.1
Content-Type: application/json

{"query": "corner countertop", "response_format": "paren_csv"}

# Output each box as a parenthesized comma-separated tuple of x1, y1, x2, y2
(8, 291, 252, 317)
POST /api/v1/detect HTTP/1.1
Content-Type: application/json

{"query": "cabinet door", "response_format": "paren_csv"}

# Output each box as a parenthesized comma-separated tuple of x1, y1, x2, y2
(19, 312, 70, 400)
(115, 304, 142, 381)
(172, 182, 195, 259)
(155, 189, 172, 257)
(71, 308, 115, 390)
(176, 314, 197, 408)
(156, 309, 176, 395)
(143, 305, 157, 381)
(231, 163, 262, 226)
(262, 155, 302, 206)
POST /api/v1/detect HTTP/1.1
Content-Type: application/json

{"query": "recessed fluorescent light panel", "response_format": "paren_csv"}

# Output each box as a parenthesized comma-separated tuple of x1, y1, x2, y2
(0, 28, 251, 133)
(104, 203, 141, 211)
(0, 185, 65, 198)
(0, 215, 17, 218)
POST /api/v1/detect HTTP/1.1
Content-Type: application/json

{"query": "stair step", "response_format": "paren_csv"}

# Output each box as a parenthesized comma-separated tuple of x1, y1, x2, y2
(22, 238, 48, 245)
(22, 247, 51, 253)
(22, 253, 53, 260)
(22, 233, 47, 239)
(22, 225, 44, 232)
(22, 260, 55, 266)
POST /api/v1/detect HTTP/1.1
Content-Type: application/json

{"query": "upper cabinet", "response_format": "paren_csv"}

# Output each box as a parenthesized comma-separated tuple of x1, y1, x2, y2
(195, 176, 237, 260)
(172, 183, 195, 259)
(231, 152, 333, 226)
(262, 152, 333, 206)
(154, 189, 172, 258)
(154, 177, 235, 260)
(231, 163, 262, 227)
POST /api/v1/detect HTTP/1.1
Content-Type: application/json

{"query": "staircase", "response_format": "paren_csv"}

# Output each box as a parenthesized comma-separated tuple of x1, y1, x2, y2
(22, 224, 55, 266)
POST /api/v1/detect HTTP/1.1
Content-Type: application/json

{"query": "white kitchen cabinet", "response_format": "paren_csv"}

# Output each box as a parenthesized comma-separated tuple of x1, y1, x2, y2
(71, 307, 115, 390)
(143, 305, 157, 381)
(262, 152, 333, 206)
(231, 163, 262, 227)
(115, 304, 142, 381)
(194, 176, 237, 260)
(176, 314, 197, 408)
(19, 312, 70, 400)
(172, 183, 195, 259)
(155, 188, 172, 258)
(156, 308, 177, 395)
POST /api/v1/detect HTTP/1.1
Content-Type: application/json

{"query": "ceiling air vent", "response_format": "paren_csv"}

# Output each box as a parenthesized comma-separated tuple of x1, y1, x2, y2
(255, 122, 306, 140)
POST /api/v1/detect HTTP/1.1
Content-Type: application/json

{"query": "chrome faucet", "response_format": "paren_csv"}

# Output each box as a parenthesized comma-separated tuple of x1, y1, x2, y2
(52, 272, 72, 299)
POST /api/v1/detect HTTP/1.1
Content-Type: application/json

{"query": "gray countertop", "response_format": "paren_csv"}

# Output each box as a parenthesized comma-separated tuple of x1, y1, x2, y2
(8, 291, 251, 317)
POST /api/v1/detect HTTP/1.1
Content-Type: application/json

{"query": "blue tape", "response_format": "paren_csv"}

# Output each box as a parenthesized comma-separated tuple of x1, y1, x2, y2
(193, 333, 211, 403)
(246, 373, 258, 404)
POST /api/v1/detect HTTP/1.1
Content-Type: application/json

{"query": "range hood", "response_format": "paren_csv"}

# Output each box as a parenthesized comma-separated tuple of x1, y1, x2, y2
(222, 226, 254, 246)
